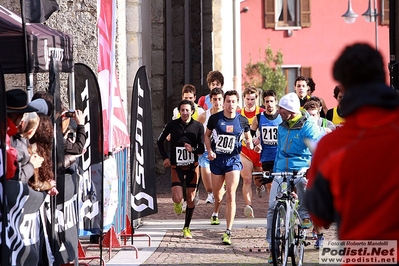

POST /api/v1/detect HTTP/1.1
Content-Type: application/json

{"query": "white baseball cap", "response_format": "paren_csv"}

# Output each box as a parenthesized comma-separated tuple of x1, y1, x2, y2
(279, 92, 300, 113)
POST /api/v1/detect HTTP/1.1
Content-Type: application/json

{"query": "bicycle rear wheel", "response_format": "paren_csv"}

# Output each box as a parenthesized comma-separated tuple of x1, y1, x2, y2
(271, 201, 288, 266)
(290, 213, 305, 266)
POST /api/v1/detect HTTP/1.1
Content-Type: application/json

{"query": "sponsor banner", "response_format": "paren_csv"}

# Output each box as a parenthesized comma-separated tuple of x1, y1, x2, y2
(23, 0, 59, 23)
(130, 66, 158, 220)
(4, 181, 49, 265)
(45, 56, 79, 264)
(320, 240, 397, 264)
(98, 0, 129, 153)
(101, 157, 119, 230)
(74, 63, 104, 236)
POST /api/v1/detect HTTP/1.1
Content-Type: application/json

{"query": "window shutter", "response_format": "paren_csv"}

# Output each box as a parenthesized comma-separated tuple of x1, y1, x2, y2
(300, 67, 312, 78)
(381, 0, 389, 25)
(300, 0, 311, 27)
(264, 0, 275, 28)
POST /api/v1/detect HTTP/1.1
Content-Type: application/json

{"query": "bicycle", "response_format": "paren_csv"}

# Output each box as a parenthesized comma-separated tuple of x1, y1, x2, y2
(253, 169, 311, 266)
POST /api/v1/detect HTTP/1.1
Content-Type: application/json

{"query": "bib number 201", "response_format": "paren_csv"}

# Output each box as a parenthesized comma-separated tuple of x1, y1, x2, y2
(176, 147, 194, 165)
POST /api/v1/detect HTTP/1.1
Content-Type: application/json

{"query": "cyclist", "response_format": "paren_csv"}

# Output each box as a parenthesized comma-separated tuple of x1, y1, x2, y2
(266, 92, 321, 263)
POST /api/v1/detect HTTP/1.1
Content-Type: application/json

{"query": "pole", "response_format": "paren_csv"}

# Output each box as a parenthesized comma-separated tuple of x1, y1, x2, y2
(19, 0, 32, 95)
(388, 0, 398, 90)
(374, 0, 378, 50)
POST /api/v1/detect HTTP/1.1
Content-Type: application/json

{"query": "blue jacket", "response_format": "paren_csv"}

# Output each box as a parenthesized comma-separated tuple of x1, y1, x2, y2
(274, 111, 321, 172)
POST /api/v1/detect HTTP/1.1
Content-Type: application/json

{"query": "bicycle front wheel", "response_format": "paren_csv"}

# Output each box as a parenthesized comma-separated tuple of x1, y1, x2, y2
(290, 212, 305, 266)
(271, 201, 289, 266)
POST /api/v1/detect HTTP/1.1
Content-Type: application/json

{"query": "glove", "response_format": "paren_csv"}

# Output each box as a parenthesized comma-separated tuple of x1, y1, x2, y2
(253, 172, 273, 185)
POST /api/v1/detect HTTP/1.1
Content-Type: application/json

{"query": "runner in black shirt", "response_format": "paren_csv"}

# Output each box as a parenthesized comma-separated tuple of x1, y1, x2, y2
(157, 100, 205, 239)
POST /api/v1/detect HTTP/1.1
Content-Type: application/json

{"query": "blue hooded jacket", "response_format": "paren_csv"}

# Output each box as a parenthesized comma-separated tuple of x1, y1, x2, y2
(274, 111, 321, 172)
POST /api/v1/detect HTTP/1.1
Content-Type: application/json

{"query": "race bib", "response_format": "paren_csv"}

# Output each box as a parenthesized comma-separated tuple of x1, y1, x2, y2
(175, 147, 194, 166)
(261, 126, 278, 145)
(215, 134, 235, 154)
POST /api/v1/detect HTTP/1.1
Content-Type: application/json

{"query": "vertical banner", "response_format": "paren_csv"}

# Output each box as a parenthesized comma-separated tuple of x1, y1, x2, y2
(74, 63, 104, 236)
(97, 0, 129, 153)
(47, 57, 78, 264)
(6, 183, 47, 265)
(130, 66, 158, 220)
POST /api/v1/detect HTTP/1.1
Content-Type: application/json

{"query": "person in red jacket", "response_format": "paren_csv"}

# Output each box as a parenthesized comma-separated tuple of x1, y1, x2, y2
(305, 43, 399, 265)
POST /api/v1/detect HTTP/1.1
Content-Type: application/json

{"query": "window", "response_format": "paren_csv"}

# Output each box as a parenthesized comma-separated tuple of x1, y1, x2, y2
(381, 0, 389, 25)
(282, 66, 311, 93)
(277, 0, 297, 27)
(264, 0, 310, 29)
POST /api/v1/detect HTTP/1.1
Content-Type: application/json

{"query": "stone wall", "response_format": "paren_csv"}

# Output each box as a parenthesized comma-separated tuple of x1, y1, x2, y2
(2, 0, 98, 106)
(2, 0, 215, 175)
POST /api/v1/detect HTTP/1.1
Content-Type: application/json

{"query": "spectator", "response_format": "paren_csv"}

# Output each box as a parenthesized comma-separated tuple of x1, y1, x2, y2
(305, 43, 399, 265)
(6, 89, 42, 183)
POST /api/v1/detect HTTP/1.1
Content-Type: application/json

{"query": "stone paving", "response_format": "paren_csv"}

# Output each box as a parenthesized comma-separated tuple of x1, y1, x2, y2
(82, 175, 339, 265)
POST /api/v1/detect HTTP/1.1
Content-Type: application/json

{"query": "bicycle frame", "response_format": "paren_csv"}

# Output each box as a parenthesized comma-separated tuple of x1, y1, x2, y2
(268, 170, 308, 266)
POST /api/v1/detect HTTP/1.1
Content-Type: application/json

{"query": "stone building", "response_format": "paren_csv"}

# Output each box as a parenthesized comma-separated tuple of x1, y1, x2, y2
(2, 0, 243, 174)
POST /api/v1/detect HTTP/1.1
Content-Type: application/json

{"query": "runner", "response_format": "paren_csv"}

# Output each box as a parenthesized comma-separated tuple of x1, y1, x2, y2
(239, 86, 264, 218)
(251, 89, 282, 196)
(197, 88, 224, 206)
(157, 100, 205, 239)
(204, 90, 253, 245)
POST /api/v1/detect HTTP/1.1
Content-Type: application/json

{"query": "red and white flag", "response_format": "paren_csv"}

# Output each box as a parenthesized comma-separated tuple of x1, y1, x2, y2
(97, 0, 130, 154)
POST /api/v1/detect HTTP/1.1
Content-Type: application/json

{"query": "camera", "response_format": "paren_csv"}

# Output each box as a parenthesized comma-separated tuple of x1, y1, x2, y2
(65, 110, 75, 117)
(67, 132, 75, 140)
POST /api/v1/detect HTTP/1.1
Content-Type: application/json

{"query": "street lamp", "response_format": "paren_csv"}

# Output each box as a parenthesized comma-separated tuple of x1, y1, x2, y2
(342, 0, 379, 50)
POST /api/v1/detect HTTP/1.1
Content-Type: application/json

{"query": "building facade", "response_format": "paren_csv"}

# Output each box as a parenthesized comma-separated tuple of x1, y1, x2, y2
(240, 0, 390, 108)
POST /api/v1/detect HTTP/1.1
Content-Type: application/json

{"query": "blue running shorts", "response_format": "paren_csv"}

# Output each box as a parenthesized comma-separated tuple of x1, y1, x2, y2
(199, 151, 210, 168)
(210, 154, 242, 175)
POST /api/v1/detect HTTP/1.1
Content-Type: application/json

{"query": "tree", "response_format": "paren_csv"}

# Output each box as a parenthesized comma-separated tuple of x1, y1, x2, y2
(243, 45, 287, 101)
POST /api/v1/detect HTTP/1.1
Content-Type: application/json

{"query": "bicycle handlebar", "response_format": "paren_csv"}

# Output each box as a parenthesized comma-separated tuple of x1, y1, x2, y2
(252, 169, 307, 178)
(252, 168, 308, 185)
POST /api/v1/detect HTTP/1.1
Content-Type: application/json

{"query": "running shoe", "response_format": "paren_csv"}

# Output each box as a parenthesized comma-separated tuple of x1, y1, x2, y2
(268, 255, 273, 264)
(255, 185, 266, 198)
(206, 192, 214, 204)
(174, 202, 182, 215)
(182, 201, 187, 213)
(244, 205, 254, 218)
(314, 236, 324, 249)
(211, 215, 220, 225)
(194, 190, 200, 205)
(221, 232, 231, 245)
(182, 227, 192, 239)
(302, 218, 313, 229)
